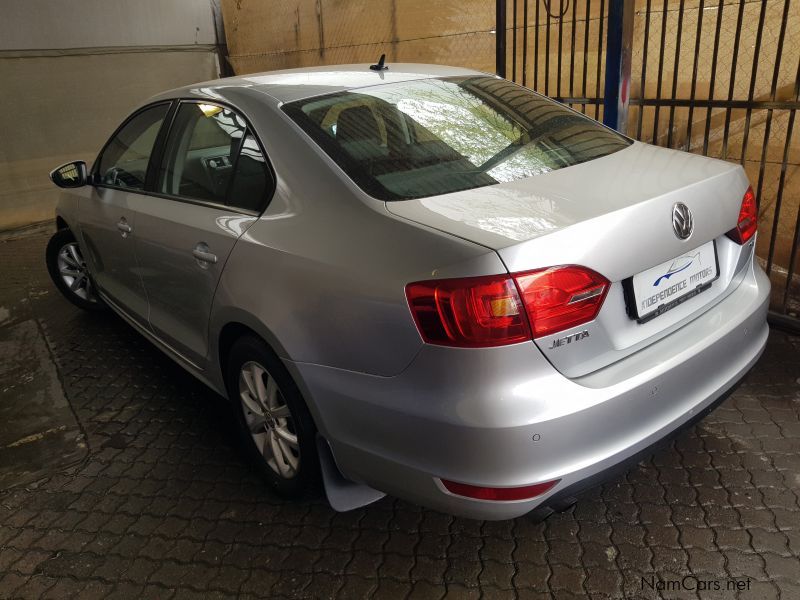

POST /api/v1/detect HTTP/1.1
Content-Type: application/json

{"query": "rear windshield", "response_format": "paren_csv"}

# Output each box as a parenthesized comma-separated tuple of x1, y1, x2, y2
(283, 75, 631, 201)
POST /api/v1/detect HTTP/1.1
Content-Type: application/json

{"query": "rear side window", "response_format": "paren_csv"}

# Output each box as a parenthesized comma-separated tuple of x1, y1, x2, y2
(97, 103, 169, 190)
(156, 102, 271, 211)
(226, 133, 269, 212)
(283, 76, 632, 201)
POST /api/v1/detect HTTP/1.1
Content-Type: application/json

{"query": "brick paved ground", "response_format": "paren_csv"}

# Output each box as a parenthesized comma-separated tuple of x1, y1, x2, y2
(1, 228, 799, 600)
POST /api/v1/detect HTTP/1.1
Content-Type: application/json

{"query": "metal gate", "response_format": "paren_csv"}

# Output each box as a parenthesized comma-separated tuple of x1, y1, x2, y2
(496, 0, 800, 326)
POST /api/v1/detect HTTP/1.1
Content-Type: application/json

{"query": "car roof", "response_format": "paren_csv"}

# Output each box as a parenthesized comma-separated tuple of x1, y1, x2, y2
(148, 63, 490, 105)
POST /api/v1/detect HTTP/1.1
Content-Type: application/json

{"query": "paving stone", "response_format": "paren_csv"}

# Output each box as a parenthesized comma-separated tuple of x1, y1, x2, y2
(335, 575, 377, 599)
(0, 229, 798, 600)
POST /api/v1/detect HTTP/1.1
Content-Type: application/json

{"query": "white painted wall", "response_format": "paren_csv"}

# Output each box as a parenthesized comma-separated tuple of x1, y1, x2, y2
(1, 0, 218, 50)
(1, 0, 222, 229)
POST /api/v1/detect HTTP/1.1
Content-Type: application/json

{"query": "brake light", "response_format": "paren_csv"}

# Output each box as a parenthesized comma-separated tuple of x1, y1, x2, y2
(513, 266, 609, 338)
(405, 274, 530, 347)
(441, 478, 559, 501)
(405, 266, 609, 347)
(726, 186, 757, 244)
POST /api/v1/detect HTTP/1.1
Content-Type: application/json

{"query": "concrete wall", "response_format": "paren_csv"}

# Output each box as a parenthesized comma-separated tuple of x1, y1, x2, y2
(0, 0, 223, 230)
(220, 0, 496, 74)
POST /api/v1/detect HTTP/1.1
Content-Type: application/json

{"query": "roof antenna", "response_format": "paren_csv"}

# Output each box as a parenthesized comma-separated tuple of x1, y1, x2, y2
(369, 54, 388, 71)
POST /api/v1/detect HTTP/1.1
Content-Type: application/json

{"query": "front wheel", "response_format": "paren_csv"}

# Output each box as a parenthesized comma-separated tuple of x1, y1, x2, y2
(45, 228, 104, 311)
(226, 335, 321, 499)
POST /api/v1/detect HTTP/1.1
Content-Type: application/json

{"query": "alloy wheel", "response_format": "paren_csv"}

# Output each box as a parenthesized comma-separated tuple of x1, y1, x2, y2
(238, 361, 300, 479)
(57, 242, 97, 303)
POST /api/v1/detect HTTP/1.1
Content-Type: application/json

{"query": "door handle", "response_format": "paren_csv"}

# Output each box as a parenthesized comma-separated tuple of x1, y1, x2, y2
(192, 243, 217, 266)
(116, 218, 132, 237)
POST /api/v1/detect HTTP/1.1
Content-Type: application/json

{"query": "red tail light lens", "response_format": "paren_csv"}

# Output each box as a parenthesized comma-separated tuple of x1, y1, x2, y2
(513, 266, 609, 338)
(405, 274, 531, 347)
(406, 266, 609, 347)
(726, 186, 758, 244)
(441, 478, 559, 501)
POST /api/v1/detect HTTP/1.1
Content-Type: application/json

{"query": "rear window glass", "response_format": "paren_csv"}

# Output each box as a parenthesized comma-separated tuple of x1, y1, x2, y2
(283, 76, 631, 201)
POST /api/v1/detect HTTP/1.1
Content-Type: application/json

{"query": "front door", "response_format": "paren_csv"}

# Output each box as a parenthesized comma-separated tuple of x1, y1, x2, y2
(132, 101, 271, 366)
(79, 103, 171, 326)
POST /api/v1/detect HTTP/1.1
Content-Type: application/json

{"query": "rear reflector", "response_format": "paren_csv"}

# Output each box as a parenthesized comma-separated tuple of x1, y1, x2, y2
(441, 478, 559, 501)
(726, 186, 758, 244)
(406, 266, 609, 347)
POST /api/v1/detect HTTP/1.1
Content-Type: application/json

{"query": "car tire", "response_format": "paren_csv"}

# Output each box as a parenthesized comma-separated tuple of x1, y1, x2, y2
(46, 228, 105, 312)
(226, 334, 321, 499)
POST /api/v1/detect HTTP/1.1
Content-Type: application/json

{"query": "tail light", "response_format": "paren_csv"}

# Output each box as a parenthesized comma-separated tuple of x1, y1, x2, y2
(405, 274, 531, 347)
(514, 266, 609, 338)
(441, 478, 559, 501)
(726, 186, 758, 244)
(405, 265, 609, 347)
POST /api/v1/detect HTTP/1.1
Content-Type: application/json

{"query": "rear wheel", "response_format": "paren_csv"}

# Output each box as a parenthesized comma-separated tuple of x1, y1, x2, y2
(226, 335, 320, 498)
(45, 228, 104, 311)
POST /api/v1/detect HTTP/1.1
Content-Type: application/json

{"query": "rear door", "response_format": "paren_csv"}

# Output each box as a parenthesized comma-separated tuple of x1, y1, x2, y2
(80, 103, 171, 326)
(132, 101, 273, 366)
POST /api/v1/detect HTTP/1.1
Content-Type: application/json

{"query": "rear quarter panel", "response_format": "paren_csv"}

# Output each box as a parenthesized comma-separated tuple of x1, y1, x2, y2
(209, 92, 506, 380)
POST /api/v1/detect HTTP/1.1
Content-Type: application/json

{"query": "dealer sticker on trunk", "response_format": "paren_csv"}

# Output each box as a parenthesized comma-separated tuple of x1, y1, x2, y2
(630, 240, 719, 323)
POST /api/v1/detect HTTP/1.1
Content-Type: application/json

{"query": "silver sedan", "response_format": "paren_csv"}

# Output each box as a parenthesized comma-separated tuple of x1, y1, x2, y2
(46, 63, 769, 519)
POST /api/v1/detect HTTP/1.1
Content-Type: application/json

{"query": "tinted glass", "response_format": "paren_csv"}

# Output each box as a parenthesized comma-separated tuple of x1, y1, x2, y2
(227, 133, 269, 212)
(284, 76, 632, 200)
(158, 103, 247, 203)
(97, 104, 169, 190)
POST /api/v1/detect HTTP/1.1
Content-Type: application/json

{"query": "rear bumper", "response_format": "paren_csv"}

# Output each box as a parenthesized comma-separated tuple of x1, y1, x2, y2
(291, 261, 770, 519)
(533, 370, 746, 519)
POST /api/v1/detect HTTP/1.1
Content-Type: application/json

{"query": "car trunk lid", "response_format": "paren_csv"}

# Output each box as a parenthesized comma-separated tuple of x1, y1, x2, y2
(387, 141, 753, 378)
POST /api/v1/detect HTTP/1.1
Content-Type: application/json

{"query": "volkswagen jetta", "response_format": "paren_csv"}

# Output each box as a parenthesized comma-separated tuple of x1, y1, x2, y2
(45, 63, 769, 519)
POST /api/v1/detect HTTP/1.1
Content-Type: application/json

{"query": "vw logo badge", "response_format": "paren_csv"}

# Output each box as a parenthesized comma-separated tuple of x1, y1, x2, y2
(672, 202, 693, 240)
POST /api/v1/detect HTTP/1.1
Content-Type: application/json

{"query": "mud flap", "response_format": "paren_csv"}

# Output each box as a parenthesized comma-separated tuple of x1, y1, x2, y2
(316, 435, 385, 511)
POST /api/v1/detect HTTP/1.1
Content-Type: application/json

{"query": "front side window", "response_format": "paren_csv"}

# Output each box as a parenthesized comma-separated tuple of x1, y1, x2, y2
(157, 102, 270, 209)
(283, 76, 632, 200)
(96, 103, 170, 190)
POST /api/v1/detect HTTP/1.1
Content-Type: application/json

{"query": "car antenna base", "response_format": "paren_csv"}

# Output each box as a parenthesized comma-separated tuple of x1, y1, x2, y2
(369, 54, 388, 71)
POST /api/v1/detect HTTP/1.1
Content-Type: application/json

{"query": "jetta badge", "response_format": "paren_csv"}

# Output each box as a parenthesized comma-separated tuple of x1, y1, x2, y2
(672, 202, 693, 240)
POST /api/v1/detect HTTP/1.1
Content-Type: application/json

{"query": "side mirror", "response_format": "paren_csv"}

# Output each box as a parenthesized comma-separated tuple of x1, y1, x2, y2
(50, 161, 88, 188)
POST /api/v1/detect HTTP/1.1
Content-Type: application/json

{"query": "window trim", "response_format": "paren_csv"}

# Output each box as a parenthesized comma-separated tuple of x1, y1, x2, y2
(145, 101, 179, 191)
(92, 98, 276, 216)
